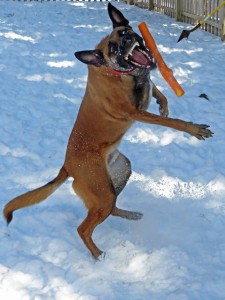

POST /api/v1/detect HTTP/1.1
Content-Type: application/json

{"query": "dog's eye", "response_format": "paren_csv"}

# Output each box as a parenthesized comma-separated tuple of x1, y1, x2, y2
(108, 41, 118, 54)
(119, 29, 128, 36)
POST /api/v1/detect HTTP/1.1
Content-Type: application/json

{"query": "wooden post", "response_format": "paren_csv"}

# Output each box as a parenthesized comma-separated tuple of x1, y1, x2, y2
(148, 0, 154, 10)
(222, 3, 225, 41)
(176, 0, 183, 22)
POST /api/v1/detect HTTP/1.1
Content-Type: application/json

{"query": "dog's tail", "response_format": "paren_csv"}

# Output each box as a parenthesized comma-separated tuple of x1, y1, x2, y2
(3, 166, 68, 225)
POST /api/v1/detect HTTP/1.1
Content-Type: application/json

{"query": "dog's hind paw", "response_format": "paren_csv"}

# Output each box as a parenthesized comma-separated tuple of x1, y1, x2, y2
(128, 211, 143, 220)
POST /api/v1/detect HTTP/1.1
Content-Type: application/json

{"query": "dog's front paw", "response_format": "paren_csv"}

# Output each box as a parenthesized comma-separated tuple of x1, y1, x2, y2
(157, 100, 169, 117)
(189, 123, 214, 140)
(159, 105, 169, 117)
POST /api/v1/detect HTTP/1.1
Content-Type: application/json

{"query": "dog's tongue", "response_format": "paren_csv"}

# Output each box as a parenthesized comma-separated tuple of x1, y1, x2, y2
(131, 49, 149, 66)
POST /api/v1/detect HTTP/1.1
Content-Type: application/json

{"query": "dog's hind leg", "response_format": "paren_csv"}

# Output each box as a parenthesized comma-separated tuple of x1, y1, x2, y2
(107, 150, 143, 220)
(72, 161, 116, 259)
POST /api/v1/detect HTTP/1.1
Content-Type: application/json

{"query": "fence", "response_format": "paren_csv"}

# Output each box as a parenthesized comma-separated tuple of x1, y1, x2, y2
(122, 0, 225, 40)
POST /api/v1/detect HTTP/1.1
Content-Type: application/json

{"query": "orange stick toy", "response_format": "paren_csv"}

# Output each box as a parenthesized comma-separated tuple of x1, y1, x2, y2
(138, 22, 185, 97)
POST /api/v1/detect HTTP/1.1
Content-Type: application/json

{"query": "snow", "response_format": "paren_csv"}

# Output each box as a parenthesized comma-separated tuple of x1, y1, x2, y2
(0, 1, 225, 299)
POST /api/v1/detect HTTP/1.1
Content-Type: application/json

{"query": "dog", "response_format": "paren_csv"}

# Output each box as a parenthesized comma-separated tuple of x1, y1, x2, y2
(3, 3, 213, 259)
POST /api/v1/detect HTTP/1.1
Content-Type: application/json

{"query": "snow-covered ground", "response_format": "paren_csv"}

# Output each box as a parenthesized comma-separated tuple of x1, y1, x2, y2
(0, 1, 225, 299)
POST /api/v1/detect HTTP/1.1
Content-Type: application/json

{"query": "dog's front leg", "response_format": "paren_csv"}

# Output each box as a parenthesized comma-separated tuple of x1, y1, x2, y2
(152, 84, 169, 117)
(129, 109, 213, 140)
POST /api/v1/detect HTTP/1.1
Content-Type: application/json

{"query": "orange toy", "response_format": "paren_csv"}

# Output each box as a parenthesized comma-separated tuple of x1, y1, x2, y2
(138, 22, 184, 97)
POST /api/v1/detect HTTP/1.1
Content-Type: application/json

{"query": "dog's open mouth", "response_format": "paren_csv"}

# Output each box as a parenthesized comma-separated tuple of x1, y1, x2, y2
(124, 42, 155, 69)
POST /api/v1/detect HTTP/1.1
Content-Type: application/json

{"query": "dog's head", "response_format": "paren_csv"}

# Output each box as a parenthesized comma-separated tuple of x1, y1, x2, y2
(75, 3, 156, 76)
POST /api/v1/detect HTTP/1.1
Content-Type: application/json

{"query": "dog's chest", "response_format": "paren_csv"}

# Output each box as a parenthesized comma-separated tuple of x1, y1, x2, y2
(132, 75, 152, 111)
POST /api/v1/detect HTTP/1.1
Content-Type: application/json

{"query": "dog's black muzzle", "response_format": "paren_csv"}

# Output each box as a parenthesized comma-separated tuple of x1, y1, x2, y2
(116, 29, 156, 71)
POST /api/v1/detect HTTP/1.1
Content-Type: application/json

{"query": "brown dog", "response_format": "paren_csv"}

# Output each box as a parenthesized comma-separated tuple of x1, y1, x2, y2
(3, 4, 213, 259)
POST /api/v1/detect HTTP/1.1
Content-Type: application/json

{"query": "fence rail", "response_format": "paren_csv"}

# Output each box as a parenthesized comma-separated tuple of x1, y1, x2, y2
(123, 0, 225, 40)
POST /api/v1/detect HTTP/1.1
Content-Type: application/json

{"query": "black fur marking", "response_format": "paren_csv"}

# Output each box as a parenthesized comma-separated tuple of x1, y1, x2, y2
(6, 212, 13, 225)
(132, 74, 151, 110)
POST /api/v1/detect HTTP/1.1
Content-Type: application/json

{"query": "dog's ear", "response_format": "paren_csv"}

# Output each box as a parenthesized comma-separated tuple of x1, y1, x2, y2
(74, 50, 105, 66)
(108, 3, 129, 28)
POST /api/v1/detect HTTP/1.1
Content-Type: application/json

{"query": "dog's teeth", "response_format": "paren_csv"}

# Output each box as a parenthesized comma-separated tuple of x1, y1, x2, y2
(131, 60, 142, 67)
(124, 42, 150, 68)
(124, 42, 140, 61)
(128, 42, 139, 56)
